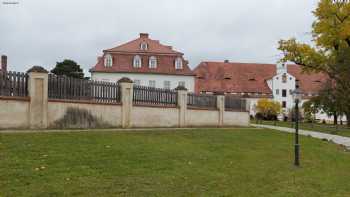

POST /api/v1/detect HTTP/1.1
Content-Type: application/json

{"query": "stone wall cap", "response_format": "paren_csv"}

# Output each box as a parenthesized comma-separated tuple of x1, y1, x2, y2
(118, 77, 133, 83)
(175, 85, 188, 91)
(27, 66, 48, 73)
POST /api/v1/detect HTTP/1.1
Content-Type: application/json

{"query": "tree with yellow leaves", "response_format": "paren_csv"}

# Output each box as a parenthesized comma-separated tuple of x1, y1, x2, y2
(256, 99, 282, 120)
(278, 0, 350, 126)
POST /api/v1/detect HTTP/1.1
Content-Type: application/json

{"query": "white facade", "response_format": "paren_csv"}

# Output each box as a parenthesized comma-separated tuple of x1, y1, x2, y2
(269, 65, 296, 113)
(91, 72, 195, 92)
(246, 98, 260, 116)
(251, 63, 347, 122)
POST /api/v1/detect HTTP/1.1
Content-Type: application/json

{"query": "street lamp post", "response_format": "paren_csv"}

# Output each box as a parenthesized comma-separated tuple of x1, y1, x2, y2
(292, 88, 302, 167)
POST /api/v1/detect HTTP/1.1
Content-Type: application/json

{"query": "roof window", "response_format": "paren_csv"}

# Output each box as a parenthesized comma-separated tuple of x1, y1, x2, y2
(140, 42, 148, 50)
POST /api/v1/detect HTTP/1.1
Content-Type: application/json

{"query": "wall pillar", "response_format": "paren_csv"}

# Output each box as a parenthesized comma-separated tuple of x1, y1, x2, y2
(27, 66, 49, 129)
(118, 78, 133, 128)
(216, 93, 225, 127)
(176, 86, 188, 127)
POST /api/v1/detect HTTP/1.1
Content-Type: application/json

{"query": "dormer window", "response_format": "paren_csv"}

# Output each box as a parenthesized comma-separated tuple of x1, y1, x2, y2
(140, 42, 148, 50)
(175, 57, 183, 69)
(249, 78, 256, 81)
(133, 55, 142, 68)
(149, 56, 157, 68)
(104, 54, 113, 67)
(224, 73, 232, 80)
(247, 73, 256, 81)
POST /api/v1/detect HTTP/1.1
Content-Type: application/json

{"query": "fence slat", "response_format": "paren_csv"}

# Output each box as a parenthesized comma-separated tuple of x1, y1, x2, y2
(0, 71, 28, 97)
(225, 96, 246, 112)
(47, 75, 120, 103)
(187, 93, 217, 109)
(0, 71, 3, 96)
(132, 85, 177, 106)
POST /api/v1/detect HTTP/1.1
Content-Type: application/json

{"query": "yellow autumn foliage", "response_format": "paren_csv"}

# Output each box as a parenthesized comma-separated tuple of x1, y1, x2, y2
(256, 99, 282, 118)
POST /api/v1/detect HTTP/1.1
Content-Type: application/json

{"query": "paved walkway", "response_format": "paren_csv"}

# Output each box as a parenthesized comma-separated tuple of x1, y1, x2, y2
(251, 124, 350, 150)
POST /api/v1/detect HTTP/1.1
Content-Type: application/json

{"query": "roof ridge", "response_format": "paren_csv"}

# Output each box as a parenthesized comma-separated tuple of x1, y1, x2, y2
(104, 36, 182, 54)
(202, 61, 277, 66)
(194, 61, 327, 95)
(105, 37, 140, 51)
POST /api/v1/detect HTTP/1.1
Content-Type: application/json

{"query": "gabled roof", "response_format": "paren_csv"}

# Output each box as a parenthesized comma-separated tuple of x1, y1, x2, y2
(104, 33, 183, 55)
(90, 33, 195, 76)
(194, 61, 328, 94)
(194, 62, 276, 94)
(90, 57, 195, 76)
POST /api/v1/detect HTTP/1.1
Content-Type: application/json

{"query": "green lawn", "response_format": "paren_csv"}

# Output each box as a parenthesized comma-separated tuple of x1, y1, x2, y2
(254, 120, 350, 137)
(1, 128, 350, 197)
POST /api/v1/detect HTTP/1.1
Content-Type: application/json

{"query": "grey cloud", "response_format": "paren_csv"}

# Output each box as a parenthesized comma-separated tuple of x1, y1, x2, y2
(0, 0, 319, 75)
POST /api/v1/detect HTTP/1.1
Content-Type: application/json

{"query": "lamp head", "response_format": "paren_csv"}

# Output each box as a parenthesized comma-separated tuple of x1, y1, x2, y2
(292, 88, 303, 102)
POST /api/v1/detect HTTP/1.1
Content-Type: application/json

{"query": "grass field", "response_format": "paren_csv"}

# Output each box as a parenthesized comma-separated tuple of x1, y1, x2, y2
(254, 120, 350, 137)
(1, 128, 350, 196)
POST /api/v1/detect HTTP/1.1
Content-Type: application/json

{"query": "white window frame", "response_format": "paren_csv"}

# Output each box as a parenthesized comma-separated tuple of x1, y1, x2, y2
(276, 89, 279, 95)
(134, 79, 141, 86)
(140, 42, 148, 50)
(178, 81, 185, 87)
(164, 81, 171, 89)
(104, 54, 113, 67)
(133, 55, 142, 68)
(149, 80, 156, 88)
(175, 57, 183, 69)
(149, 56, 157, 68)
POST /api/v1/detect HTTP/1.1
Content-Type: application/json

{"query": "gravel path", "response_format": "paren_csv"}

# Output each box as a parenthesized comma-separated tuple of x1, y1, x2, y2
(251, 124, 350, 150)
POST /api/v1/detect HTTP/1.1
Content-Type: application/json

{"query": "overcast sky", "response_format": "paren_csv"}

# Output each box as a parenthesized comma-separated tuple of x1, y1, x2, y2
(0, 0, 319, 75)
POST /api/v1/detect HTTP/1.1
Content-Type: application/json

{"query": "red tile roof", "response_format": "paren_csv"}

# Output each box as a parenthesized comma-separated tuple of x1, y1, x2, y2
(90, 33, 195, 76)
(194, 62, 327, 94)
(91, 58, 195, 76)
(287, 64, 327, 94)
(104, 33, 183, 55)
(194, 62, 276, 94)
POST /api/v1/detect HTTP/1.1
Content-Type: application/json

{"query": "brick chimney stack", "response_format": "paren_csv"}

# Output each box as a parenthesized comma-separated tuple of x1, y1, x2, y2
(1, 55, 7, 72)
(140, 33, 149, 38)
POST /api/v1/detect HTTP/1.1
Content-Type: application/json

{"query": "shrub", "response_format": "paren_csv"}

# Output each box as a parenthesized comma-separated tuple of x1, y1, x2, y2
(256, 99, 282, 120)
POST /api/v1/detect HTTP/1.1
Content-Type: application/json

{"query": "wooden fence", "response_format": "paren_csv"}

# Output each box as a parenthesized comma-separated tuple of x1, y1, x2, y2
(0, 71, 28, 97)
(225, 96, 247, 111)
(48, 74, 120, 103)
(187, 93, 217, 109)
(133, 85, 178, 106)
(0, 70, 248, 111)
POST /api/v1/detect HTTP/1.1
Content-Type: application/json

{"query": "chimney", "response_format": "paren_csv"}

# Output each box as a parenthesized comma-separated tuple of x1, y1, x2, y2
(1, 55, 7, 72)
(140, 33, 149, 39)
(224, 60, 229, 63)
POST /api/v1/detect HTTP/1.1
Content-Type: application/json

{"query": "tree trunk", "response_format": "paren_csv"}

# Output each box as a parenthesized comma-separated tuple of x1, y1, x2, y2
(334, 113, 338, 125)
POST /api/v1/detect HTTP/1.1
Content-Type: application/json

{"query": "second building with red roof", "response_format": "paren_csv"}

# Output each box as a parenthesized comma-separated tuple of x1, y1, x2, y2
(90, 33, 196, 91)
